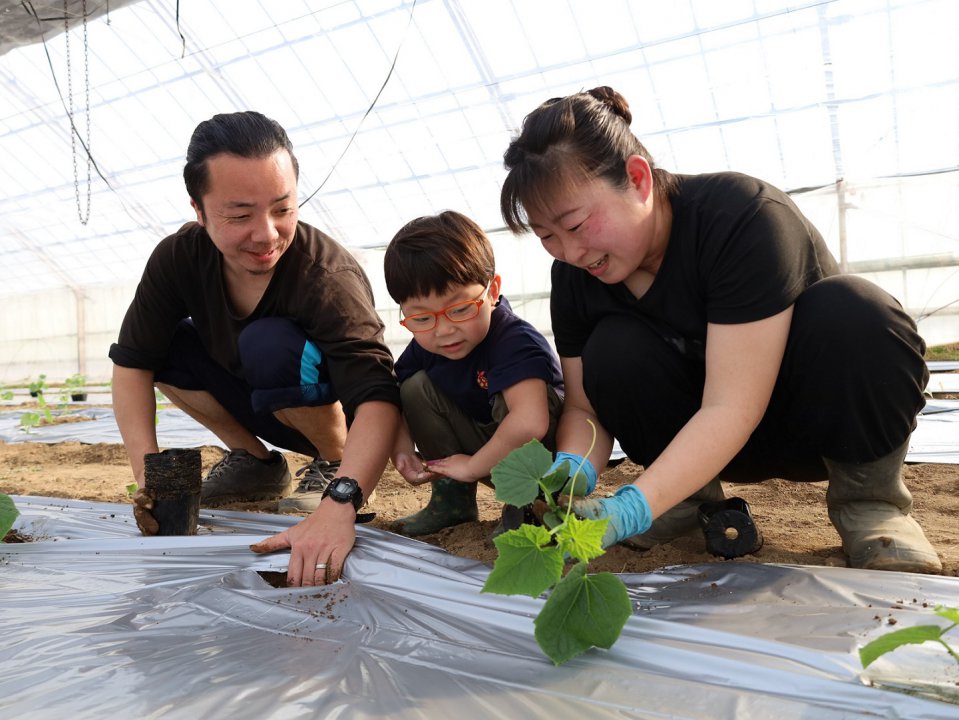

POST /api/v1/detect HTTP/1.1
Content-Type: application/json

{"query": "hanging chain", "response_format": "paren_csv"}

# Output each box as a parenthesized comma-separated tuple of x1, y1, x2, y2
(65, 0, 92, 225)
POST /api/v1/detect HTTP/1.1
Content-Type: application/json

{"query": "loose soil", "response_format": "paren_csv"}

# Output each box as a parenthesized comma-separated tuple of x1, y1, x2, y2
(2, 436, 957, 576)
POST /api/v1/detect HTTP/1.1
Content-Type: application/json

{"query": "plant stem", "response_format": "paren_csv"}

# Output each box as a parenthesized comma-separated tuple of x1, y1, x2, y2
(563, 419, 598, 524)
(936, 639, 959, 666)
(936, 623, 959, 666)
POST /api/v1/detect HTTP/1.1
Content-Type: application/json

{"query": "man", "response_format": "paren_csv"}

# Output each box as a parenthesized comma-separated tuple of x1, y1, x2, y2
(110, 111, 400, 586)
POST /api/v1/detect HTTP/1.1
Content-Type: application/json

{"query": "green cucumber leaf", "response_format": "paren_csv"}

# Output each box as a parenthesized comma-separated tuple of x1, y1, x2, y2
(490, 440, 553, 506)
(540, 462, 571, 496)
(0, 493, 20, 541)
(560, 472, 591, 497)
(481, 524, 564, 597)
(859, 624, 946, 668)
(534, 563, 632, 665)
(934, 606, 959, 624)
(557, 515, 608, 563)
(542, 510, 563, 530)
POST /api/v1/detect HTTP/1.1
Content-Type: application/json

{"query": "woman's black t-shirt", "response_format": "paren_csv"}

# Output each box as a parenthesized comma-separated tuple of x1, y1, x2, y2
(551, 172, 840, 363)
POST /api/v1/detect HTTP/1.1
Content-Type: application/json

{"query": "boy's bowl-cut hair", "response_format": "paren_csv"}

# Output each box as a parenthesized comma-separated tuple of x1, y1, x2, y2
(384, 211, 495, 303)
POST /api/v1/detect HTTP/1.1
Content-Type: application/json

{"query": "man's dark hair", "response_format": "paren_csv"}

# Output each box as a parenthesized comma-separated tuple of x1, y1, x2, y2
(183, 111, 299, 210)
(384, 211, 495, 304)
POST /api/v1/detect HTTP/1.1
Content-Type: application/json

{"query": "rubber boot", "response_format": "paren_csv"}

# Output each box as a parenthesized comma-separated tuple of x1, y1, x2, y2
(824, 440, 941, 573)
(389, 478, 478, 536)
(621, 477, 726, 550)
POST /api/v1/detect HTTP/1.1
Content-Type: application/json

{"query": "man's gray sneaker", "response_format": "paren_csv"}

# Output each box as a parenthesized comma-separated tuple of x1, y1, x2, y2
(277, 459, 342, 513)
(200, 449, 293, 507)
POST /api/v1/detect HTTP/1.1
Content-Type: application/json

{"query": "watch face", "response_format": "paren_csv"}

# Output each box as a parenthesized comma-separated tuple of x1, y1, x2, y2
(326, 477, 362, 509)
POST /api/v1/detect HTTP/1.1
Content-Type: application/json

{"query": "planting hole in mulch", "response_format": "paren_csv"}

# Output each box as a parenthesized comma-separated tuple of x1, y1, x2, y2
(2, 530, 31, 543)
(258, 571, 289, 588)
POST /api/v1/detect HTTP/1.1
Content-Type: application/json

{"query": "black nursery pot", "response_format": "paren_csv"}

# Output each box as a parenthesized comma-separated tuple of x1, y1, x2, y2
(71, 393, 87, 402)
(144, 448, 202, 536)
(697, 497, 764, 559)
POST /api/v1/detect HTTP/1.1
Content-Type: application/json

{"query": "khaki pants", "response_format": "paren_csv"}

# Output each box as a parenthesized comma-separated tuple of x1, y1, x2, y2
(400, 370, 563, 467)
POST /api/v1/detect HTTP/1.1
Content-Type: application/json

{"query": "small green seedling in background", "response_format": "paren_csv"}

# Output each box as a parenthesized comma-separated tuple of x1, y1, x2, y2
(37, 393, 54, 423)
(860, 606, 959, 671)
(0, 493, 19, 541)
(20, 393, 56, 433)
(0, 384, 12, 401)
(482, 427, 632, 665)
(154, 388, 167, 426)
(60, 373, 87, 404)
(126, 483, 138, 497)
(19, 411, 41, 433)
(28, 374, 47, 397)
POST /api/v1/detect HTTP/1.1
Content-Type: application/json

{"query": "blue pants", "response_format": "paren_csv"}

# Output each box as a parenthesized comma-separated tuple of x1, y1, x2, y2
(580, 276, 928, 480)
(154, 318, 337, 456)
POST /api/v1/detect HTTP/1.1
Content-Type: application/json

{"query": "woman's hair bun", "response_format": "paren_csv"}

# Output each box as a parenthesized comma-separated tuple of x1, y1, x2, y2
(587, 86, 632, 125)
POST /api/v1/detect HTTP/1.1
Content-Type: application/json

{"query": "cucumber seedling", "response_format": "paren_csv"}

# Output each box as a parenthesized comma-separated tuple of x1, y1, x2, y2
(0, 493, 19, 542)
(860, 606, 959, 671)
(482, 425, 631, 665)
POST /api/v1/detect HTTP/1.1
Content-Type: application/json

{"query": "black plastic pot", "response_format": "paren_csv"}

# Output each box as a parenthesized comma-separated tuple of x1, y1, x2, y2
(71, 393, 87, 402)
(698, 497, 763, 559)
(144, 448, 202, 535)
(29, 390, 39, 398)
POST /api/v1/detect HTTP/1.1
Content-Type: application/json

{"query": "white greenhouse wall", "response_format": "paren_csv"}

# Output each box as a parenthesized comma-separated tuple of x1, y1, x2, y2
(0, 283, 136, 387)
(0, 191, 955, 389)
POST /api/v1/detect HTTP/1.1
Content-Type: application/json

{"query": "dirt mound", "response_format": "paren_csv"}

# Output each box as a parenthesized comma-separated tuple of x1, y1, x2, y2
(2, 442, 957, 576)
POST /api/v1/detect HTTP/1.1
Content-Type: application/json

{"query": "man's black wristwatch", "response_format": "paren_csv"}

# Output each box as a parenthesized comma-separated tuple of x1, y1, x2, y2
(322, 476, 364, 511)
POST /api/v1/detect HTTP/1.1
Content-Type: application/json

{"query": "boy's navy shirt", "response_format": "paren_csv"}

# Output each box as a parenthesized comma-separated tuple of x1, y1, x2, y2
(394, 296, 564, 424)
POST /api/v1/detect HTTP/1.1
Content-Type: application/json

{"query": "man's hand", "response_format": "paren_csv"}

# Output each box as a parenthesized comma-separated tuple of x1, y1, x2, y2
(132, 488, 159, 536)
(566, 484, 653, 548)
(393, 451, 437, 487)
(249, 500, 357, 587)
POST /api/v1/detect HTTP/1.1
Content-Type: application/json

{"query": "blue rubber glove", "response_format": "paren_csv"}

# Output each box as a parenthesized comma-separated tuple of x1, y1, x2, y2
(569, 485, 652, 548)
(549, 452, 597, 496)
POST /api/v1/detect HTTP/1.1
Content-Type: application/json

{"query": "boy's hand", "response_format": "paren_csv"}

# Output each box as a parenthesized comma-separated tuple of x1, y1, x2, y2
(425, 455, 482, 483)
(393, 452, 437, 486)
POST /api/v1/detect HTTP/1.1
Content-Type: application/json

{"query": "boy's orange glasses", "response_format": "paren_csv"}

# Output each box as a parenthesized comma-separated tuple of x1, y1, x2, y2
(400, 282, 491, 333)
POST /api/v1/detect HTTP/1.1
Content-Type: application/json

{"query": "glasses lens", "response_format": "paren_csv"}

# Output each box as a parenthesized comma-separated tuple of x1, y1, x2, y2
(401, 313, 436, 332)
(445, 300, 480, 322)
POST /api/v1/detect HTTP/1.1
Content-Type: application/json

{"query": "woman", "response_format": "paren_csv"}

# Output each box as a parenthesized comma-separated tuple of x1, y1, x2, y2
(500, 86, 940, 574)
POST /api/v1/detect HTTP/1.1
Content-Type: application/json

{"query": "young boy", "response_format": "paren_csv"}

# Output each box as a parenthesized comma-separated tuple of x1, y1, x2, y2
(384, 211, 564, 536)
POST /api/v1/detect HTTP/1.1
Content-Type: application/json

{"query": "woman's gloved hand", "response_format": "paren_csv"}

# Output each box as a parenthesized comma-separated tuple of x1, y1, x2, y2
(567, 485, 652, 548)
(548, 452, 598, 496)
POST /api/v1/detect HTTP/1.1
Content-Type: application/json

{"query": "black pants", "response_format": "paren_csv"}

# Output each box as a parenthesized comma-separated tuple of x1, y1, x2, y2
(154, 318, 334, 457)
(581, 276, 928, 482)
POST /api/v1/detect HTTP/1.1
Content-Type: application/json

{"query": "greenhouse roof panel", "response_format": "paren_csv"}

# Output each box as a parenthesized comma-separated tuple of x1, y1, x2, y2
(0, 0, 955, 296)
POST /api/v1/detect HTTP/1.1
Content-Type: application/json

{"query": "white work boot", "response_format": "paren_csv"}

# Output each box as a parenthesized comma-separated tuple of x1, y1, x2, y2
(622, 477, 726, 550)
(824, 440, 941, 574)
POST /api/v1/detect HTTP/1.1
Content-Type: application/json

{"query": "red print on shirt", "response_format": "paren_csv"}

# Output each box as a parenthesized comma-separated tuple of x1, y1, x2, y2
(476, 370, 489, 390)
